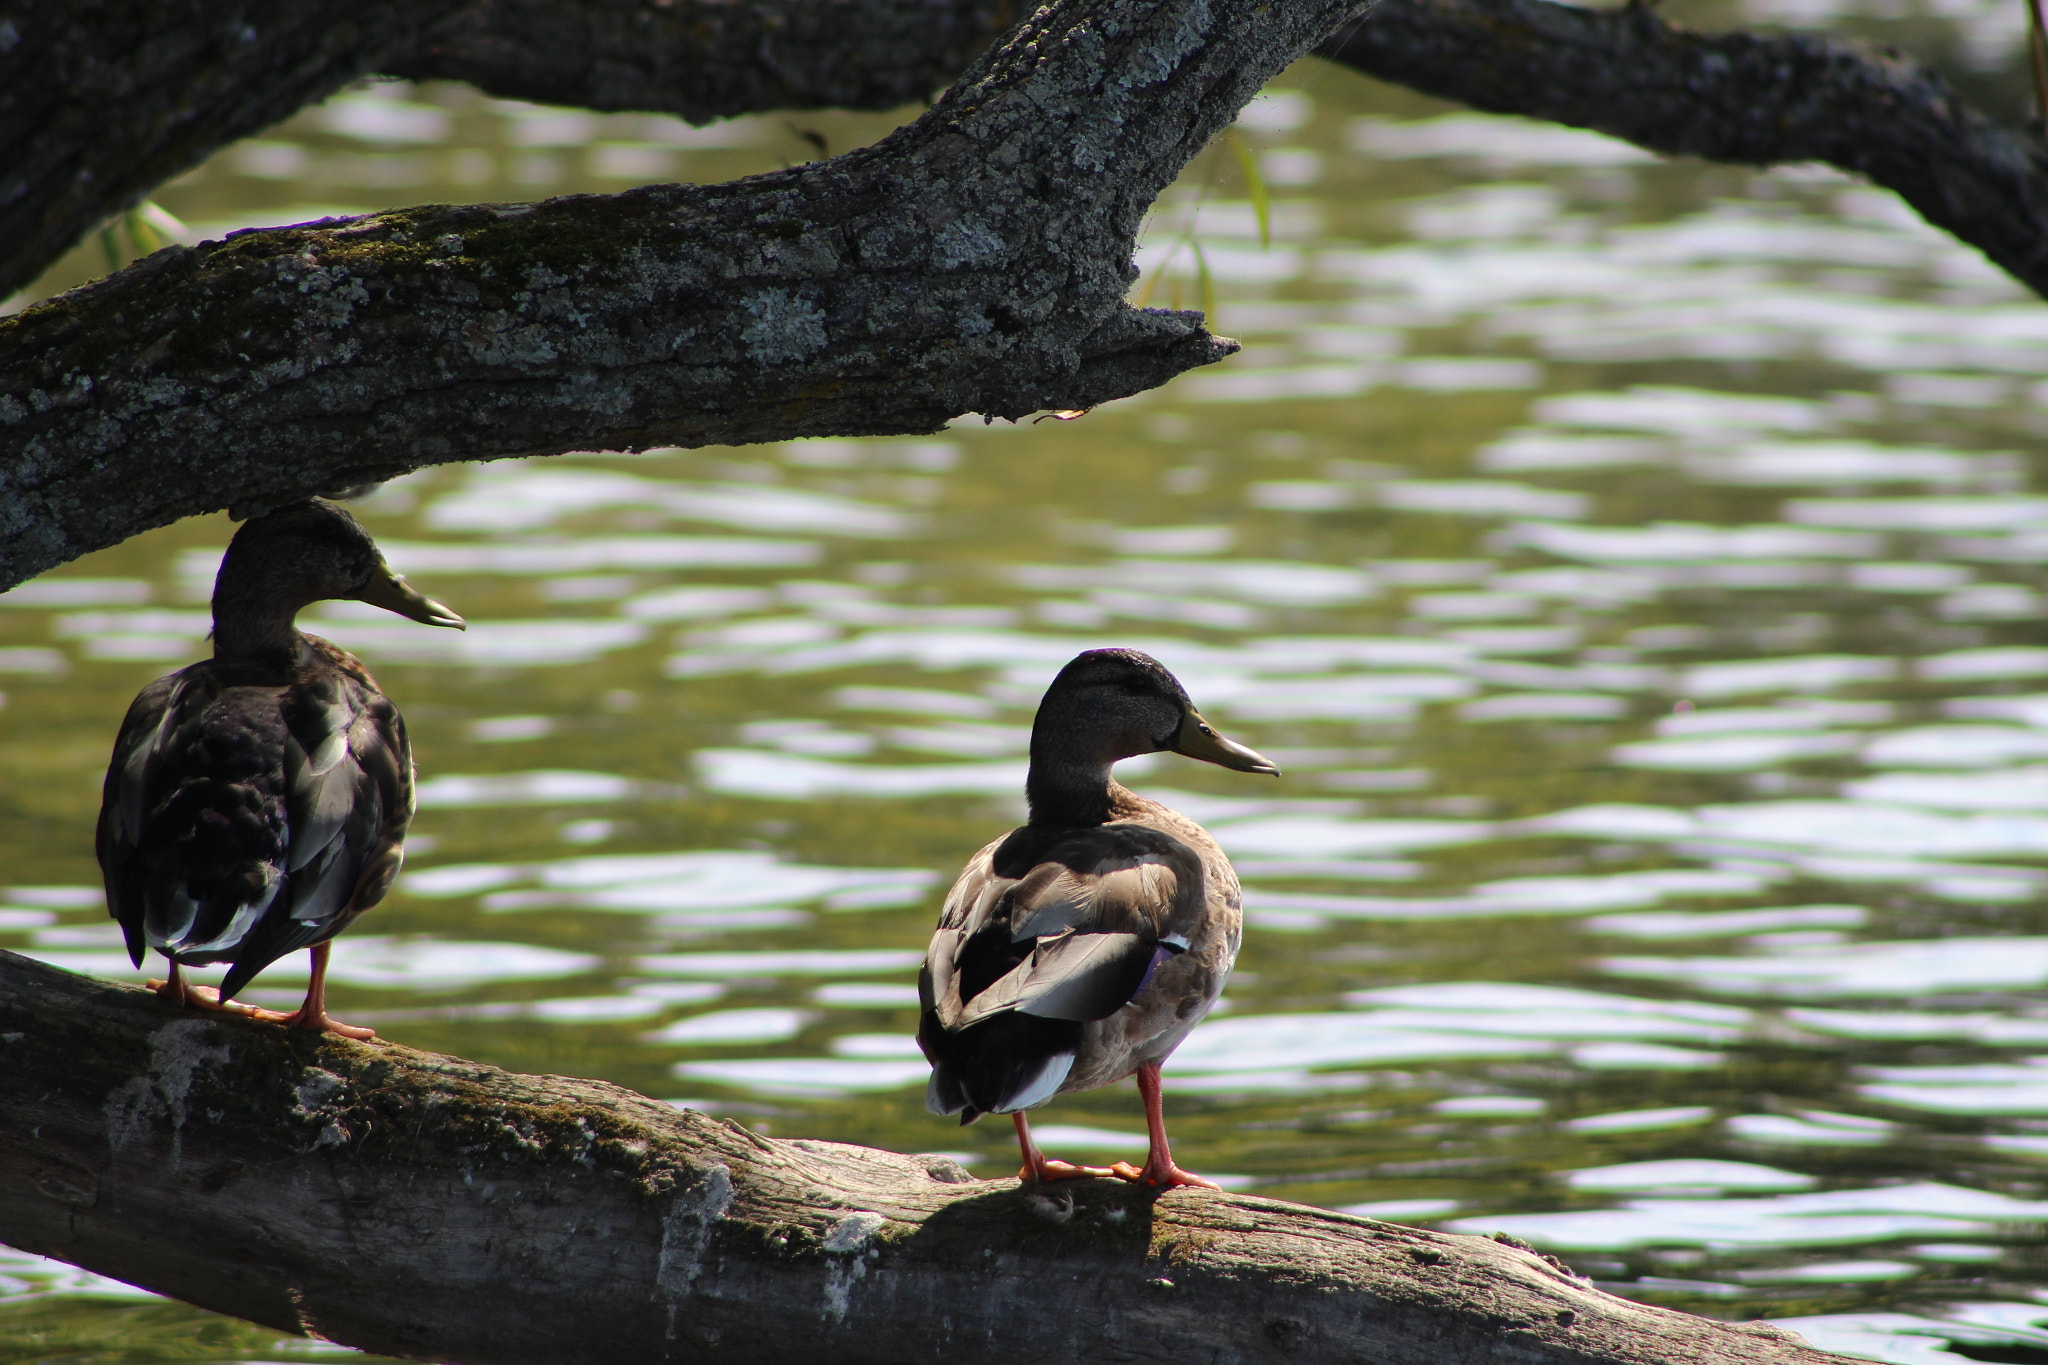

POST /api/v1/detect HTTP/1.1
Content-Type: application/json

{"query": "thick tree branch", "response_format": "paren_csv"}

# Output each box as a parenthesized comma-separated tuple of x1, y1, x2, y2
(0, 0, 1329, 591)
(0, 0, 1021, 302)
(16, 0, 2048, 311)
(1317, 0, 2048, 298)
(382, 0, 1021, 125)
(0, 950, 1861, 1365)
(14, 0, 2048, 598)
(0, 0, 467, 302)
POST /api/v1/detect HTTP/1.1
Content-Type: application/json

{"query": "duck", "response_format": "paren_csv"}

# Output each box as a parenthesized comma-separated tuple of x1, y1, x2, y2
(96, 498, 464, 1039)
(918, 648, 1278, 1188)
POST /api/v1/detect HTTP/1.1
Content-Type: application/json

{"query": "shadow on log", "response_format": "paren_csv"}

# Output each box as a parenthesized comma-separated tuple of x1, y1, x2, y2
(0, 950, 1861, 1364)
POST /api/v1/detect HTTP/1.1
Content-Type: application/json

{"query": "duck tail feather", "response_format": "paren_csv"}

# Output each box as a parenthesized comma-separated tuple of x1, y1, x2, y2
(215, 952, 273, 1004)
(992, 1050, 1074, 1113)
(926, 1067, 969, 1118)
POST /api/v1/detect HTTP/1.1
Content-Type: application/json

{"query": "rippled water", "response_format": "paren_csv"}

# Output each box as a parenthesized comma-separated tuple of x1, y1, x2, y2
(15, 44, 2048, 1365)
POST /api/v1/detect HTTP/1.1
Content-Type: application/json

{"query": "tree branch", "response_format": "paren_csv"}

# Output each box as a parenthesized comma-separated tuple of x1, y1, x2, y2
(2, 0, 1029, 302)
(0, 0, 1032, 301)
(1317, 0, 2048, 299)
(0, 0, 1338, 592)
(0, 0, 468, 301)
(382, 0, 1021, 125)
(15, 0, 2048, 597)
(0, 950, 1862, 1365)
(17, 0, 2048, 313)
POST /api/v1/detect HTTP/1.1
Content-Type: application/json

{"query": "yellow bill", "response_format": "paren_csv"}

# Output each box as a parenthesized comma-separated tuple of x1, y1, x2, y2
(1171, 708, 1278, 775)
(355, 562, 465, 629)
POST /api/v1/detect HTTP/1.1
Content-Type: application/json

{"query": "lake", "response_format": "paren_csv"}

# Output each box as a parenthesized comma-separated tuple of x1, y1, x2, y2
(9, 36, 2048, 1365)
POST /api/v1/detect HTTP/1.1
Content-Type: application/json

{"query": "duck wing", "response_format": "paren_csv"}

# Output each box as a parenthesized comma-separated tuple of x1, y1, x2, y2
(96, 662, 289, 971)
(95, 646, 415, 1001)
(216, 650, 412, 999)
(99, 666, 215, 967)
(918, 823, 1202, 1120)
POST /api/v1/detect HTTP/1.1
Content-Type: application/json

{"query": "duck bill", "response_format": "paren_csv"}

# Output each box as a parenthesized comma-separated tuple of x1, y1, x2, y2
(1171, 709, 1280, 775)
(356, 562, 466, 630)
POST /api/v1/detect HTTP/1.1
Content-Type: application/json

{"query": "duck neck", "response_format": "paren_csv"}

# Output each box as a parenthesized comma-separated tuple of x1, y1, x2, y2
(211, 573, 308, 666)
(1025, 732, 1129, 828)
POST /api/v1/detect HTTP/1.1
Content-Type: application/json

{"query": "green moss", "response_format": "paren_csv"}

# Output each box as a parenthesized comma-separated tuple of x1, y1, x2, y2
(1149, 1228, 1219, 1266)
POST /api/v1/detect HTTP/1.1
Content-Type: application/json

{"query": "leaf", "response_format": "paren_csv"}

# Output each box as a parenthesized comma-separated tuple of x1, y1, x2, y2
(128, 201, 186, 254)
(1134, 238, 1174, 309)
(96, 201, 189, 274)
(1192, 240, 1218, 327)
(1228, 128, 1270, 249)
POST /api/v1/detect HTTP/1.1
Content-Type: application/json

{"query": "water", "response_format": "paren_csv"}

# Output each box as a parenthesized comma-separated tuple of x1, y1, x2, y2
(11, 38, 2048, 1365)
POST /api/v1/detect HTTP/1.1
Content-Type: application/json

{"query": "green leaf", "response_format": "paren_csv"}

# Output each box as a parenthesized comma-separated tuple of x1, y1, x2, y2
(1192, 239, 1218, 327)
(96, 201, 188, 274)
(1227, 128, 1271, 249)
(1134, 241, 1170, 309)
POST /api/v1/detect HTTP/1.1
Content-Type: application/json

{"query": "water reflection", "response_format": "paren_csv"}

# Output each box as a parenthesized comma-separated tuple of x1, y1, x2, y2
(16, 40, 2048, 1365)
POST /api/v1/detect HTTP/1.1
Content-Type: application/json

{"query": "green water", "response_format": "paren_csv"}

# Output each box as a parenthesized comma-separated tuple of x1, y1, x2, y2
(14, 39, 2048, 1365)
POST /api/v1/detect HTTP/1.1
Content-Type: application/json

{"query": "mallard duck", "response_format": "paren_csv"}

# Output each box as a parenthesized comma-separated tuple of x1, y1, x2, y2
(918, 648, 1278, 1188)
(96, 498, 463, 1039)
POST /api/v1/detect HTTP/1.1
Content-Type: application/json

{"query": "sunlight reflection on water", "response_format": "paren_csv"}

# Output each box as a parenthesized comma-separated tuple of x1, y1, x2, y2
(19, 43, 2048, 1365)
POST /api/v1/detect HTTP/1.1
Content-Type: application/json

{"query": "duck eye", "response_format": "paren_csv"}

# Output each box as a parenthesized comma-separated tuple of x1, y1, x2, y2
(1199, 724, 1215, 737)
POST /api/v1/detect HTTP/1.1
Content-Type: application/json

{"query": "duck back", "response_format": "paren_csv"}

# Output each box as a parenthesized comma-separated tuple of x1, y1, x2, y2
(918, 798, 1239, 1121)
(97, 636, 414, 999)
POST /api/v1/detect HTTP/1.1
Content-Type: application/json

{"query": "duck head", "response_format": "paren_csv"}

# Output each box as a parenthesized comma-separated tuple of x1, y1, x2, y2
(212, 499, 464, 659)
(1027, 648, 1276, 821)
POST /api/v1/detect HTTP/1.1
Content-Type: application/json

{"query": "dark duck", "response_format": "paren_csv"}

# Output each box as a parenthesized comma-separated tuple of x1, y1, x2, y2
(96, 498, 463, 1038)
(918, 648, 1278, 1188)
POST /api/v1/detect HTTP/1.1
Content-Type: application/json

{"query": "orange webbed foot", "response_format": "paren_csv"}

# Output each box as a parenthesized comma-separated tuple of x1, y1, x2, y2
(1109, 1159, 1223, 1190)
(149, 978, 282, 1021)
(1018, 1156, 1117, 1183)
(278, 1008, 378, 1041)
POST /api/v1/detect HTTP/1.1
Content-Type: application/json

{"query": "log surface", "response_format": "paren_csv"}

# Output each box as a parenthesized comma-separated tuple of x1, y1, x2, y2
(0, 950, 1862, 1364)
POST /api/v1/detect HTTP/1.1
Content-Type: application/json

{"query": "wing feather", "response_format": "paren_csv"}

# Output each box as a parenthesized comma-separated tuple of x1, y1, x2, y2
(919, 822, 1207, 1117)
(96, 667, 232, 966)
(94, 640, 418, 1004)
(218, 658, 412, 998)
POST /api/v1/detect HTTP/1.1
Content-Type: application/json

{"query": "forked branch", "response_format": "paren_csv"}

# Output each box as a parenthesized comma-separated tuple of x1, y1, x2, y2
(1, 0, 1353, 590)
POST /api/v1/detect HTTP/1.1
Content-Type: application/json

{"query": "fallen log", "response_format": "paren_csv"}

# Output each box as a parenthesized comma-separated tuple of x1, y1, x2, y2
(0, 950, 1857, 1364)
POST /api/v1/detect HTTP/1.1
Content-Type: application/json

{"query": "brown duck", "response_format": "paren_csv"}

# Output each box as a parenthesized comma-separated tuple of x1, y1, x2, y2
(96, 498, 463, 1038)
(918, 648, 1277, 1187)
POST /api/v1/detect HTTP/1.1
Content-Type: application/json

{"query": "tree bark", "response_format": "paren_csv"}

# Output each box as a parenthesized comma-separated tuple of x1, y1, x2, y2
(0, 0, 468, 302)
(1316, 0, 2048, 301)
(15, 0, 2048, 309)
(382, 0, 1022, 127)
(12, 0, 2048, 600)
(0, 0, 1336, 593)
(0, 0, 1025, 303)
(0, 948, 1862, 1365)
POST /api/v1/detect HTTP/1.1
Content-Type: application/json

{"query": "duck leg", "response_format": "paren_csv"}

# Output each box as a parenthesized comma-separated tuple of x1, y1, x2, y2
(1110, 1062, 1220, 1190)
(1012, 1111, 1115, 1183)
(149, 959, 271, 1019)
(272, 942, 377, 1040)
